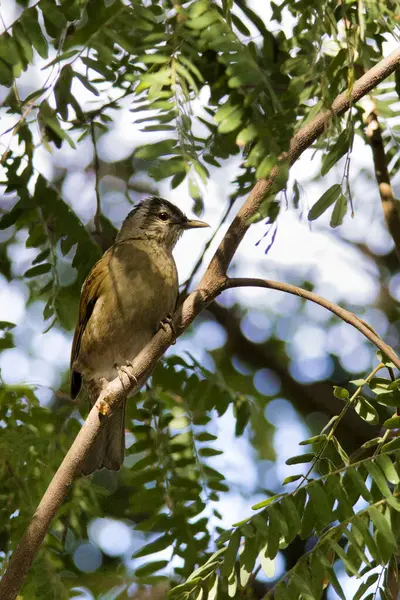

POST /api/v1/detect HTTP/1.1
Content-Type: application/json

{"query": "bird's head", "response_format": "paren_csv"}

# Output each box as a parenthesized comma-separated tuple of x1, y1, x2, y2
(116, 196, 209, 250)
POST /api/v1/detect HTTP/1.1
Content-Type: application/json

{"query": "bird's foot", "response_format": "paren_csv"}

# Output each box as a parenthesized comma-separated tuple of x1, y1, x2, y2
(114, 361, 138, 391)
(158, 313, 176, 344)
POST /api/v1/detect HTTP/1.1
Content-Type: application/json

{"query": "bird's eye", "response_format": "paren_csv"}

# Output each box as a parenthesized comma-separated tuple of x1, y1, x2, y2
(158, 212, 169, 221)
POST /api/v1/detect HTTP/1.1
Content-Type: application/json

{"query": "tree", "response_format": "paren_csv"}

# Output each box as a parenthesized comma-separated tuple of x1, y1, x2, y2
(0, 0, 400, 599)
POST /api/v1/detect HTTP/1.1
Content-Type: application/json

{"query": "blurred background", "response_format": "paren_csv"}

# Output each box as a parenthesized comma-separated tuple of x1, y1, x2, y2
(0, 0, 400, 598)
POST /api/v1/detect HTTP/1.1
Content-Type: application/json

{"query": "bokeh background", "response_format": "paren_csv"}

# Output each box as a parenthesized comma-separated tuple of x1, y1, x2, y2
(1, 0, 400, 598)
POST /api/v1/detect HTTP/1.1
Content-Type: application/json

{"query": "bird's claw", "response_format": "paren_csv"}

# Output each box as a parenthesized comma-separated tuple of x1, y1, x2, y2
(114, 361, 138, 391)
(159, 313, 176, 344)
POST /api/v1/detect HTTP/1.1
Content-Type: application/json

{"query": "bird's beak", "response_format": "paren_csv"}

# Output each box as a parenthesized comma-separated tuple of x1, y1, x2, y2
(182, 219, 210, 229)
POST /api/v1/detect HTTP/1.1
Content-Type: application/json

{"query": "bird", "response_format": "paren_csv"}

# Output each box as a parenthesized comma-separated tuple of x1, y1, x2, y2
(70, 196, 209, 475)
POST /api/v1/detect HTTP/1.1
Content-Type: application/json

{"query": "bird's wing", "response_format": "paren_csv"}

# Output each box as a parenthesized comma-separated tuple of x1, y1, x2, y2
(70, 252, 110, 398)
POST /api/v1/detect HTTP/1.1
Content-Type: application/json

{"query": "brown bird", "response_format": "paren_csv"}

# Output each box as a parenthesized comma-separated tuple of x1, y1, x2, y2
(70, 196, 209, 475)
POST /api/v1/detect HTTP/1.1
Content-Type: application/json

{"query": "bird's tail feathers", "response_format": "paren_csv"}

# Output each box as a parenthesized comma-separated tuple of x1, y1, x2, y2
(79, 384, 126, 476)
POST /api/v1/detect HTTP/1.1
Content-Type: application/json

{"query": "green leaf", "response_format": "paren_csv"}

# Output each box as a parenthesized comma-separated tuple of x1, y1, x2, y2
(280, 496, 301, 543)
(266, 506, 282, 559)
(236, 124, 258, 146)
(369, 377, 391, 395)
(217, 107, 244, 134)
(331, 540, 359, 577)
(321, 129, 350, 176)
(13, 21, 34, 64)
(0, 321, 16, 331)
(39, 101, 75, 149)
(382, 438, 400, 453)
(345, 526, 372, 568)
(350, 378, 367, 386)
(54, 65, 73, 120)
(195, 432, 218, 442)
(333, 386, 349, 400)
(307, 481, 332, 531)
(251, 494, 283, 510)
(375, 454, 399, 484)
(320, 560, 346, 600)
(137, 69, 172, 90)
(0, 33, 20, 66)
(135, 139, 176, 160)
(299, 435, 326, 445)
(345, 466, 373, 502)
(259, 545, 275, 578)
(352, 516, 381, 563)
(384, 415, 400, 429)
(285, 452, 314, 465)
(354, 396, 379, 425)
(353, 573, 380, 600)
(134, 536, 172, 558)
(250, 514, 269, 537)
(239, 536, 257, 586)
(198, 447, 223, 457)
(24, 263, 52, 278)
(135, 560, 169, 577)
(330, 193, 348, 228)
(187, 10, 221, 29)
(20, 7, 48, 59)
(369, 506, 397, 553)
(308, 184, 342, 221)
(256, 154, 276, 180)
(74, 72, 100, 96)
(227, 569, 237, 598)
(363, 460, 393, 498)
(168, 579, 202, 597)
(222, 529, 241, 577)
(282, 474, 302, 485)
(208, 575, 218, 600)
(374, 389, 400, 407)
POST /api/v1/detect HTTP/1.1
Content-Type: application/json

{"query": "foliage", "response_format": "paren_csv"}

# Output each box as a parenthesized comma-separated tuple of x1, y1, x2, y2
(1, 0, 400, 599)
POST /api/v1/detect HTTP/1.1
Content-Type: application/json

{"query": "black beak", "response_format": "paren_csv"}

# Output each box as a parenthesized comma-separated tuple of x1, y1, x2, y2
(182, 218, 210, 229)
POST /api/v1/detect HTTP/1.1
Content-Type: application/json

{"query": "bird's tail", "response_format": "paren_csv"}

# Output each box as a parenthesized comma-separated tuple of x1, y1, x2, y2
(80, 384, 127, 476)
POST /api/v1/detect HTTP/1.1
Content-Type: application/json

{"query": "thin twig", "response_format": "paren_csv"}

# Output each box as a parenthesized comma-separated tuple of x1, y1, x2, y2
(1, 46, 400, 600)
(181, 197, 236, 295)
(222, 277, 400, 370)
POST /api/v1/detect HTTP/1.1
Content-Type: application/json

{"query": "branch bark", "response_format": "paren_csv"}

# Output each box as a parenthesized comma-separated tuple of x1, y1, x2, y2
(364, 101, 400, 262)
(1, 46, 400, 600)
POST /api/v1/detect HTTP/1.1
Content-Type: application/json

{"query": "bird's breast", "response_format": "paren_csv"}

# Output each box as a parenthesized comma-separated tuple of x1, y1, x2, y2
(77, 240, 178, 380)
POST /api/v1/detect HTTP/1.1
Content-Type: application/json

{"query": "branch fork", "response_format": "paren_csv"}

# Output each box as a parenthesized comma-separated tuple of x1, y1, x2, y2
(1, 46, 400, 600)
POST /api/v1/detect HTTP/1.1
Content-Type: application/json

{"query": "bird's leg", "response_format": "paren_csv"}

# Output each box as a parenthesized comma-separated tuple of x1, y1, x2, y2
(114, 361, 138, 391)
(158, 313, 176, 344)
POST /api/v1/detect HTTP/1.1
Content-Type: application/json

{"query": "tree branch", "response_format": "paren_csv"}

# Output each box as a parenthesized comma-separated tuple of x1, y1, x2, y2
(222, 278, 400, 370)
(1, 46, 400, 600)
(202, 47, 400, 283)
(364, 100, 400, 262)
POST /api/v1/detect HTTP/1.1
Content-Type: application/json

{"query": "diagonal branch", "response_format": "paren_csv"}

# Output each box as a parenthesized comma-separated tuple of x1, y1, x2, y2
(1, 46, 400, 600)
(222, 278, 400, 370)
(201, 47, 400, 283)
